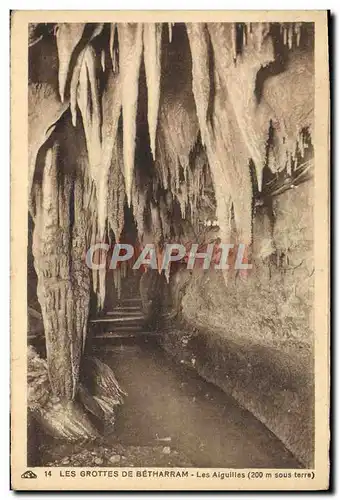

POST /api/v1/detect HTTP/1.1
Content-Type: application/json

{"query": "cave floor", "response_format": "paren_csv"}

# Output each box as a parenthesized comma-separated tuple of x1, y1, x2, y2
(38, 338, 302, 468)
(94, 339, 301, 468)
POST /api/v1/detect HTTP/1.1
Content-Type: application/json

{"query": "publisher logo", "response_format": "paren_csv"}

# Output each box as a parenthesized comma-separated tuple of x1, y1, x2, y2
(21, 470, 37, 479)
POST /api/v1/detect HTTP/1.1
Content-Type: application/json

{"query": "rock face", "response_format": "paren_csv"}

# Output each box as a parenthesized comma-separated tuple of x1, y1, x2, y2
(28, 346, 125, 441)
(163, 178, 314, 467)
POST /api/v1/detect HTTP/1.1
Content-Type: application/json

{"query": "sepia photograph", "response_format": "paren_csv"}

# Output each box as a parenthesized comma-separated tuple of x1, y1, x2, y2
(10, 10, 329, 491)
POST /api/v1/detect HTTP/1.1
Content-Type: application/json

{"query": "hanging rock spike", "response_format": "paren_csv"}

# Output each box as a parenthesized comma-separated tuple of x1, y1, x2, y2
(110, 24, 118, 72)
(98, 67, 122, 238)
(55, 23, 85, 102)
(101, 50, 106, 72)
(77, 46, 102, 190)
(69, 23, 104, 127)
(143, 23, 162, 160)
(118, 23, 143, 206)
(186, 23, 210, 146)
(168, 22, 174, 42)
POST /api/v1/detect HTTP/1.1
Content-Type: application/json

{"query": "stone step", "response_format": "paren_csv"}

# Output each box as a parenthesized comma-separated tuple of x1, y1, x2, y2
(92, 324, 145, 334)
(91, 331, 160, 346)
(93, 331, 154, 339)
(105, 309, 143, 317)
(90, 315, 144, 324)
(114, 305, 141, 311)
(119, 297, 142, 304)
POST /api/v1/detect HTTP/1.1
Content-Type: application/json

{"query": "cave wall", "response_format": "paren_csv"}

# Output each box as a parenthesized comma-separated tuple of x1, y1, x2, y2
(162, 176, 314, 467)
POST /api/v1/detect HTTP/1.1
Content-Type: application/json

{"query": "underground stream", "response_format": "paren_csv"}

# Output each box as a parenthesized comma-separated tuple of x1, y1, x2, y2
(35, 336, 302, 469)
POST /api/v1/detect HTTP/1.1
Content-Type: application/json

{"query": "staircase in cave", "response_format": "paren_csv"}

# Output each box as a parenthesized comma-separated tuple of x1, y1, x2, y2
(89, 297, 157, 345)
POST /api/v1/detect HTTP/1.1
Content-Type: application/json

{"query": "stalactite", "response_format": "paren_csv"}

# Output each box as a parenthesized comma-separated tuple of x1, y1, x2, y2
(231, 22, 237, 61)
(68, 24, 104, 127)
(55, 23, 85, 102)
(150, 202, 163, 245)
(69, 51, 85, 127)
(28, 83, 68, 194)
(186, 23, 244, 251)
(280, 22, 303, 50)
(107, 134, 126, 244)
(158, 91, 199, 216)
(186, 23, 210, 146)
(99, 64, 122, 238)
(159, 196, 171, 240)
(261, 41, 314, 174)
(131, 179, 146, 242)
(55, 23, 125, 311)
(187, 148, 207, 226)
(168, 23, 174, 43)
(77, 46, 102, 186)
(295, 23, 302, 47)
(98, 267, 106, 311)
(242, 24, 247, 47)
(202, 22, 280, 245)
(117, 23, 143, 206)
(109, 24, 118, 72)
(143, 23, 162, 160)
(89, 212, 99, 301)
(155, 134, 170, 189)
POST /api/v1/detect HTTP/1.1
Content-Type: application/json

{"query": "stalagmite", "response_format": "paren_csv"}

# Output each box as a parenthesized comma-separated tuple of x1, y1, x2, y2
(32, 132, 89, 401)
(71, 174, 91, 358)
(55, 23, 85, 102)
(143, 23, 162, 160)
(33, 141, 72, 399)
(32, 116, 94, 401)
(118, 23, 143, 206)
